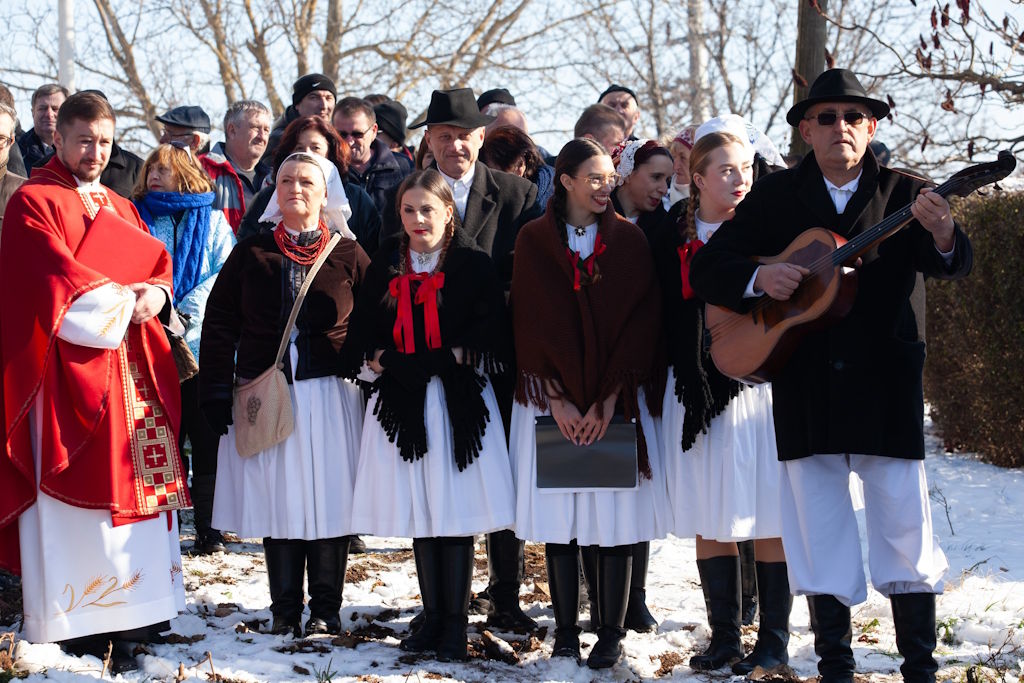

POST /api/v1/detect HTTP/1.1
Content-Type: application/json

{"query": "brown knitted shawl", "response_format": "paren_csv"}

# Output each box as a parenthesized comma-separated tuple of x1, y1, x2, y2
(511, 204, 665, 477)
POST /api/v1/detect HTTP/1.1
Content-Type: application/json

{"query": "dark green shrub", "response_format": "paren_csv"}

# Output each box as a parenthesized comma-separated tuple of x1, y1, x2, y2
(924, 190, 1024, 468)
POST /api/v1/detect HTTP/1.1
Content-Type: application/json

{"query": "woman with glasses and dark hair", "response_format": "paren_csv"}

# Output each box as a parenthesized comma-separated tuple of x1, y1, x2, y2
(132, 142, 236, 554)
(509, 138, 668, 670)
(237, 115, 381, 252)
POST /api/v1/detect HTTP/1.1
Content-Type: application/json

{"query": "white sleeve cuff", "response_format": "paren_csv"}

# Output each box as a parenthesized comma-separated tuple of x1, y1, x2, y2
(58, 283, 135, 349)
(743, 266, 763, 299)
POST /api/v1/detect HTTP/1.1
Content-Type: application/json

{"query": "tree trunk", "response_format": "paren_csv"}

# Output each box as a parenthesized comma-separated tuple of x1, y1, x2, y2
(687, 0, 711, 123)
(789, 0, 828, 158)
(322, 0, 343, 84)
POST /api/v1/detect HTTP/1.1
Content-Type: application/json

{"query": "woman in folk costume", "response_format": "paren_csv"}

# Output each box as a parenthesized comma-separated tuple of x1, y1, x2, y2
(199, 152, 369, 637)
(510, 137, 669, 669)
(346, 169, 515, 663)
(132, 142, 236, 555)
(609, 138, 674, 245)
(652, 129, 792, 674)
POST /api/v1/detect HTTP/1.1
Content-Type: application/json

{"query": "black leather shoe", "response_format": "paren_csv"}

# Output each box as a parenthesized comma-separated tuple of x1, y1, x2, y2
(268, 617, 302, 638)
(587, 626, 625, 669)
(732, 561, 792, 675)
(347, 535, 367, 554)
(623, 542, 658, 632)
(689, 555, 743, 671)
(193, 529, 227, 555)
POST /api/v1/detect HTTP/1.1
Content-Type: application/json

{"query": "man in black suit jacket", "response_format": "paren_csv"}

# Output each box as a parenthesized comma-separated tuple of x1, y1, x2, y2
(690, 70, 971, 683)
(384, 88, 541, 290)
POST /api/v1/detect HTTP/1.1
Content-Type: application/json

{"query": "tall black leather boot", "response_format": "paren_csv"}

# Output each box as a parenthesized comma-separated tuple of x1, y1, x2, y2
(623, 541, 658, 632)
(891, 593, 939, 683)
(579, 543, 600, 633)
(739, 540, 758, 625)
(190, 474, 226, 554)
(807, 594, 856, 683)
(484, 529, 536, 631)
(304, 537, 350, 636)
(546, 542, 582, 664)
(732, 561, 793, 674)
(586, 545, 632, 670)
(689, 555, 744, 671)
(263, 538, 305, 637)
(436, 536, 474, 662)
(401, 538, 444, 652)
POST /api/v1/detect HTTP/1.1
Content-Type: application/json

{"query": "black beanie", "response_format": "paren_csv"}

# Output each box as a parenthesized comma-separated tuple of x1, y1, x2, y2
(292, 73, 337, 107)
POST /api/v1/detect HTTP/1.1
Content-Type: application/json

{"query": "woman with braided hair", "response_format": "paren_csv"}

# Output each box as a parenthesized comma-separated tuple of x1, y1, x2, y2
(346, 169, 515, 662)
(509, 138, 669, 669)
(652, 129, 791, 675)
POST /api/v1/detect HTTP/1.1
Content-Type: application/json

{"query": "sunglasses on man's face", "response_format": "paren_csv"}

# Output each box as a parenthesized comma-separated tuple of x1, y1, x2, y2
(806, 111, 870, 127)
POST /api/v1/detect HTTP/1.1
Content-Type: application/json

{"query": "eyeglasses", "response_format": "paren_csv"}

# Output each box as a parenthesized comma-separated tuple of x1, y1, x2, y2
(805, 111, 869, 127)
(336, 128, 369, 140)
(0, 135, 12, 150)
(574, 173, 621, 188)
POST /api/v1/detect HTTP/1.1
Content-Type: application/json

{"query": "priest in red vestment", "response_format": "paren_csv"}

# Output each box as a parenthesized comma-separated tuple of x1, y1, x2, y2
(0, 92, 190, 657)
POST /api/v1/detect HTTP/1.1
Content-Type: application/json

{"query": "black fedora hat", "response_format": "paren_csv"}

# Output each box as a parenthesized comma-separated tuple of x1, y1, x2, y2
(786, 69, 889, 126)
(409, 88, 495, 129)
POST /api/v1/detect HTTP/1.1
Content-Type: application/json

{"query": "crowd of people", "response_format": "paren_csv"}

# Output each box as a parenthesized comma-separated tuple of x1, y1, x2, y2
(0, 68, 971, 683)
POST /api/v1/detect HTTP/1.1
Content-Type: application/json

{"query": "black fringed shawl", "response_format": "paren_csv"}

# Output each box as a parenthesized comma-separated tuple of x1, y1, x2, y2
(342, 230, 512, 471)
(653, 199, 745, 451)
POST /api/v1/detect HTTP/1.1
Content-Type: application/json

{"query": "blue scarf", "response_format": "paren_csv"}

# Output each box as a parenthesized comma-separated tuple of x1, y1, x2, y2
(135, 191, 215, 305)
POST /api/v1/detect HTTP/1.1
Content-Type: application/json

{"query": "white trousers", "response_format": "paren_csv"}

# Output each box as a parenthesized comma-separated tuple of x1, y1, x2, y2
(780, 453, 948, 606)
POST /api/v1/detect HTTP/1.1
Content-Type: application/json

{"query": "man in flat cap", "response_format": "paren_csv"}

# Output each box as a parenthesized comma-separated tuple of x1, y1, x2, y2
(690, 68, 971, 683)
(156, 105, 212, 155)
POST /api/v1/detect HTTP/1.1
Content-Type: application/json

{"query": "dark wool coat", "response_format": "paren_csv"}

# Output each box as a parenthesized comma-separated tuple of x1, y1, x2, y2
(199, 233, 369, 405)
(380, 163, 543, 288)
(689, 150, 972, 461)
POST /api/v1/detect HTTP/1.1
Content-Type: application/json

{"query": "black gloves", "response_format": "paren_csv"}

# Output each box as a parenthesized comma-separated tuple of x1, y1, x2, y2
(202, 399, 233, 436)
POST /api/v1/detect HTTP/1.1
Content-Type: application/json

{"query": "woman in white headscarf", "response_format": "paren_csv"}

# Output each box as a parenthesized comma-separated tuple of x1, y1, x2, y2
(200, 151, 369, 638)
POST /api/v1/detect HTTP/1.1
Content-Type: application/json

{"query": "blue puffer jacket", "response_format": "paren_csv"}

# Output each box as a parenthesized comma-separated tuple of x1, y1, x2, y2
(147, 209, 236, 361)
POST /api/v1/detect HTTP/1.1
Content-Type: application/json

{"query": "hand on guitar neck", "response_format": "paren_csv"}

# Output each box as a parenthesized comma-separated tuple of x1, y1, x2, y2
(910, 187, 955, 252)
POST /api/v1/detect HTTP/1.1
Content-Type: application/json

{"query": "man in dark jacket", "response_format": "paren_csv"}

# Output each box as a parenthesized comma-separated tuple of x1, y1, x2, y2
(690, 69, 971, 683)
(333, 97, 409, 219)
(403, 87, 542, 632)
(263, 74, 337, 164)
(17, 83, 68, 170)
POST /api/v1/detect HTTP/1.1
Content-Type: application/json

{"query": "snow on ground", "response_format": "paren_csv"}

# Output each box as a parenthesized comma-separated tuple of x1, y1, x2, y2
(5, 414, 1024, 682)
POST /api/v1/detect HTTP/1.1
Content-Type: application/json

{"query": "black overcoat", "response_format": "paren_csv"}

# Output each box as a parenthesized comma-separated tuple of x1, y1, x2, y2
(689, 150, 972, 461)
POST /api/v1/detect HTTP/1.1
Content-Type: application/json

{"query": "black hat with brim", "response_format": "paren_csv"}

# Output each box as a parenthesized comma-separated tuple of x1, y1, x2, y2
(786, 68, 890, 126)
(409, 88, 495, 129)
(374, 100, 408, 144)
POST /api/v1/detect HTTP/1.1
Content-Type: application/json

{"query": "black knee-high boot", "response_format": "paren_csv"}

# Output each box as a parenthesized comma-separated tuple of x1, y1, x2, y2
(546, 542, 582, 663)
(437, 536, 475, 662)
(579, 543, 600, 633)
(807, 594, 855, 683)
(732, 561, 792, 674)
(891, 593, 938, 683)
(623, 541, 658, 632)
(304, 537, 351, 636)
(739, 540, 758, 625)
(401, 538, 444, 652)
(586, 545, 632, 670)
(485, 530, 536, 630)
(690, 555, 743, 671)
(263, 538, 305, 637)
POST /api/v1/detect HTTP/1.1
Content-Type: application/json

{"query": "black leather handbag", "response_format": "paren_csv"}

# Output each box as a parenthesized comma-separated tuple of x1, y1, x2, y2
(535, 415, 638, 492)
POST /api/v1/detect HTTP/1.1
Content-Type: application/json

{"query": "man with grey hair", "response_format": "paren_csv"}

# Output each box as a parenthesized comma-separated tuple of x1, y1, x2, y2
(0, 102, 25, 227)
(18, 83, 69, 170)
(199, 100, 272, 233)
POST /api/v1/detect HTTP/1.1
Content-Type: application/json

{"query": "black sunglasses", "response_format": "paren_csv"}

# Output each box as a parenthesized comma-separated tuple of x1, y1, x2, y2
(805, 111, 869, 127)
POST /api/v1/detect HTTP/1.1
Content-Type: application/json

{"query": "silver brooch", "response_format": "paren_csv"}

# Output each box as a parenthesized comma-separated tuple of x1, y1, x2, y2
(573, 225, 587, 237)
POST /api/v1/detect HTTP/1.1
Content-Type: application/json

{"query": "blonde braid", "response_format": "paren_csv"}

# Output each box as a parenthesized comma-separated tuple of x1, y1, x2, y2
(684, 188, 700, 244)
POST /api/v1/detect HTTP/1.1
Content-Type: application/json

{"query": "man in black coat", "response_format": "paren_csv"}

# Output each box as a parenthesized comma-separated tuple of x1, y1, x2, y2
(690, 69, 971, 683)
(400, 88, 541, 632)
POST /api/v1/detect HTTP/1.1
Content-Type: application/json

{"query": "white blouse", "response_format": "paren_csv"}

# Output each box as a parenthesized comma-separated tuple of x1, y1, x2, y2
(565, 222, 599, 259)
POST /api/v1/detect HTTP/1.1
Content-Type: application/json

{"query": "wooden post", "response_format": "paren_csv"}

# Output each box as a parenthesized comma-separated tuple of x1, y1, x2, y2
(789, 0, 828, 159)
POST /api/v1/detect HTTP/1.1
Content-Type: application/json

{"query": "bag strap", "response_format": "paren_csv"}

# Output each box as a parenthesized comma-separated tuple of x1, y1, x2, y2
(273, 233, 342, 368)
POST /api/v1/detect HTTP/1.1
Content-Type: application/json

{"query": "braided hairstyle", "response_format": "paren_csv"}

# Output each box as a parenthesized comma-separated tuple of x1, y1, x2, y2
(682, 131, 746, 243)
(552, 137, 610, 286)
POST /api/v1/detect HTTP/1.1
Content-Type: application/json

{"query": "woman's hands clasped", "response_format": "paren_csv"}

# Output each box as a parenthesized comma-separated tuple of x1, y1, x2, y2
(549, 391, 618, 446)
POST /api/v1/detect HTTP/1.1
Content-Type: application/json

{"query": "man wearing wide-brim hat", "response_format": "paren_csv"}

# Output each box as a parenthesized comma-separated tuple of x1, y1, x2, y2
(385, 87, 541, 634)
(690, 68, 972, 683)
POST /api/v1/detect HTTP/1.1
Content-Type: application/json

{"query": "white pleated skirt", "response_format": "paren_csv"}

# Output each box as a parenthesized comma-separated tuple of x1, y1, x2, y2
(510, 390, 671, 547)
(213, 344, 363, 540)
(662, 368, 783, 542)
(350, 376, 515, 538)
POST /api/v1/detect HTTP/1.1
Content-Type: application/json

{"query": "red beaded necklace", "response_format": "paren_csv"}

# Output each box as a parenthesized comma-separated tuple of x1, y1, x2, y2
(274, 221, 330, 265)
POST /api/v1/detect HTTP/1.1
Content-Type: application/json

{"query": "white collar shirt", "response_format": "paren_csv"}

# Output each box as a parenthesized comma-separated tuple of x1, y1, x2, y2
(823, 171, 862, 214)
(439, 165, 476, 220)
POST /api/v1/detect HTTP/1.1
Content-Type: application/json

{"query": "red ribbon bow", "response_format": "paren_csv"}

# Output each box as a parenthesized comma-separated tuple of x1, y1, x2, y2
(389, 272, 446, 353)
(566, 233, 607, 291)
(677, 239, 704, 300)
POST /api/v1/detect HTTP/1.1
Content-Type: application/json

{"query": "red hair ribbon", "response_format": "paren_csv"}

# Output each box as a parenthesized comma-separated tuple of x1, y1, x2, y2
(566, 233, 607, 292)
(389, 272, 446, 353)
(677, 239, 704, 300)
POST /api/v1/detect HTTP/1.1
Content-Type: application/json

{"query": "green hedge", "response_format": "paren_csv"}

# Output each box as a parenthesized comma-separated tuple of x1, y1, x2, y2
(923, 190, 1024, 468)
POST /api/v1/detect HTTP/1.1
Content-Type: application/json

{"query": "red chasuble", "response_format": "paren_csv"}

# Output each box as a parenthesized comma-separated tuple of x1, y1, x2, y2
(0, 157, 189, 574)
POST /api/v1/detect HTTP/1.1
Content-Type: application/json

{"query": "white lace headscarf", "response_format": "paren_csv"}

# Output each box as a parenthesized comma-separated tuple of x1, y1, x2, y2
(259, 152, 356, 240)
(694, 114, 785, 168)
(610, 138, 655, 187)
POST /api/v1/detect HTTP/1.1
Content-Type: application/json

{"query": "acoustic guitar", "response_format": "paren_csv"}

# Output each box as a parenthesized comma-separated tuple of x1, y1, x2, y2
(706, 150, 1017, 384)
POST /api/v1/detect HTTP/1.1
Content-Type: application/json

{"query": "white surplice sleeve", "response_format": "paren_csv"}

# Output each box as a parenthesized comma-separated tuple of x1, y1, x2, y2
(57, 283, 135, 349)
